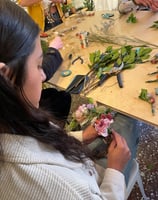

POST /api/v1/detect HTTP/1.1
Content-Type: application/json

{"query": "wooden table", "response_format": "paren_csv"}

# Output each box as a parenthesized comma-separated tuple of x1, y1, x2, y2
(48, 10, 158, 127)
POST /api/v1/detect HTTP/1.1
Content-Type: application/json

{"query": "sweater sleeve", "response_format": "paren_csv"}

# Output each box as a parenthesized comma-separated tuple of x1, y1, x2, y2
(99, 168, 126, 200)
(42, 47, 63, 82)
(68, 130, 83, 142)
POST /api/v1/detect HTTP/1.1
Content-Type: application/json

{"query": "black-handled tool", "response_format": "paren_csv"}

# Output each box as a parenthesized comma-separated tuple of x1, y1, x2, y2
(72, 56, 84, 65)
(116, 73, 123, 88)
(98, 73, 111, 86)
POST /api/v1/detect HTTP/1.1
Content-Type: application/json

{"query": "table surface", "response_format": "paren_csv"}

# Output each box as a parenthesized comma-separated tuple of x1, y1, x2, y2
(47, 10, 158, 127)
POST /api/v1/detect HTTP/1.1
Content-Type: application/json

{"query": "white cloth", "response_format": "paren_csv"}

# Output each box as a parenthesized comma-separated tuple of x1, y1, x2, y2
(73, 0, 84, 9)
(1, 134, 125, 200)
(69, 130, 83, 141)
(94, 0, 119, 11)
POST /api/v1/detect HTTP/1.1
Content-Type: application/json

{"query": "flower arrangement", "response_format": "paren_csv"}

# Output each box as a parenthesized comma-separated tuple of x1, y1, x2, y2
(66, 101, 115, 138)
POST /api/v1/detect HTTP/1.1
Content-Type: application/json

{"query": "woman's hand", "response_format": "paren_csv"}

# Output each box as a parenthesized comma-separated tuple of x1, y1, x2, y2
(134, 0, 151, 6)
(151, 0, 158, 11)
(82, 125, 98, 143)
(134, 0, 158, 11)
(107, 130, 131, 172)
(49, 36, 63, 50)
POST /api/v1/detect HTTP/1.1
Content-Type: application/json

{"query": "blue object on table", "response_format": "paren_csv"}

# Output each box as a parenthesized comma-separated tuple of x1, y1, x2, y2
(61, 70, 72, 77)
(102, 13, 114, 19)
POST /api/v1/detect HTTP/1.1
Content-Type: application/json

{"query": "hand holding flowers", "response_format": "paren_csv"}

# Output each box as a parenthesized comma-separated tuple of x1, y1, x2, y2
(66, 102, 115, 139)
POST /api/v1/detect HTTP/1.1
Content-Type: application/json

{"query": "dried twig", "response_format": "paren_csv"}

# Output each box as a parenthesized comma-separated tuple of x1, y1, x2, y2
(88, 33, 158, 49)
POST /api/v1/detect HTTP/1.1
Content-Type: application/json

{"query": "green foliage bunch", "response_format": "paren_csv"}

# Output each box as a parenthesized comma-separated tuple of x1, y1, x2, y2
(150, 20, 158, 29)
(88, 45, 152, 78)
(62, 4, 72, 13)
(83, 0, 95, 11)
(126, 13, 137, 23)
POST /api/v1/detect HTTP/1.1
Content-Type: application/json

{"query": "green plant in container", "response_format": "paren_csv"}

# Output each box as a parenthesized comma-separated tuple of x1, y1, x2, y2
(83, 0, 95, 11)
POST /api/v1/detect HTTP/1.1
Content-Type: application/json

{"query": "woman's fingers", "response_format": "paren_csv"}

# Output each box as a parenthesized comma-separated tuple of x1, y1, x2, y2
(107, 130, 131, 172)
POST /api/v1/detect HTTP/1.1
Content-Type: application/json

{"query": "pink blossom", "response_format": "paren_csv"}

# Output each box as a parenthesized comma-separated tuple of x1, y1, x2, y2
(94, 118, 113, 137)
(87, 104, 95, 110)
(75, 110, 85, 123)
(100, 113, 113, 120)
(78, 104, 88, 115)
(69, 103, 114, 132)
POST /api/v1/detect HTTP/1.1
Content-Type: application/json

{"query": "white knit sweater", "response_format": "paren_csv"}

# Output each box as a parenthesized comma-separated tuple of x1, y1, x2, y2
(0, 134, 125, 200)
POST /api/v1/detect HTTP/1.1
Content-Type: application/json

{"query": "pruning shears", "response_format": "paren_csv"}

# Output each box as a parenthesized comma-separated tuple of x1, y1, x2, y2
(82, 62, 124, 95)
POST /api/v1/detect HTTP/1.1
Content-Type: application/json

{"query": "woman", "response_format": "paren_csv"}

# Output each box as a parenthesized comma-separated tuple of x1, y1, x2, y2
(40, 36, 72, 126)
(18, 0, 67, 31)
(133, 0, 158, 11)
(119, 0, 158, 14)
(0, 1, 130, 199)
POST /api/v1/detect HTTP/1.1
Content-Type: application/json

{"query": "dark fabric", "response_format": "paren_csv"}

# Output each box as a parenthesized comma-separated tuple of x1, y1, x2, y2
(41, 47, 68, 127)
(39, 88, 71, 121)
(44, 6, 63, 32)
(42, 47, 63, 82)
(44, 13, 63, 32)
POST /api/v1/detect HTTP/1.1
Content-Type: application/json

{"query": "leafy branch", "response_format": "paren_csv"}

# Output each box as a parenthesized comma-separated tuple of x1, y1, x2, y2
(88, 45, 152, 78)
(139, 89, 156, 115)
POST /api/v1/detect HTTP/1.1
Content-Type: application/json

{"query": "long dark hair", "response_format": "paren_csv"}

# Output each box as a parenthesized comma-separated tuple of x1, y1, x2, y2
(0, 0, 91, 163)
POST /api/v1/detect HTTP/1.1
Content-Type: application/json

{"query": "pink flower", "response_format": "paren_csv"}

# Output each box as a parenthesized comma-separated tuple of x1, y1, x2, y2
(75, 110, 85, 123)
(100, 113, 113, 120)
(86, 103, 95, 110)
(94, 118, 113, 137)
(68, 103, 115, 132)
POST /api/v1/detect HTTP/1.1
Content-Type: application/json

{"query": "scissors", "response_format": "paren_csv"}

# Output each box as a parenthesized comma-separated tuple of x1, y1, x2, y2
(82, 62, 124, 95)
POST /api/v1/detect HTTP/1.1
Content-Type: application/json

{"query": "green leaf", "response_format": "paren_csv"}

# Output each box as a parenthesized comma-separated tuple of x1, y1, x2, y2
(88, 97, 94, 104)
(116, 58, 122, 65)
(89, 50, 101, 64)
(102, 64, 113, 72)
(89, 52, 95, 64)
(126, 13, 137, 23)
(106, 46, 113, 53)
(139, 89, 148, 101)
(123, 63, 135, 69)
(111, 52, 119, 60)
(141, 54, 150, 60)
(121, 46, 127, 56)
(97, 67, 103, 78)
(137, 47, 151, 57)
(123, 55, 130, 63)
(67, 119, 79, 131)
